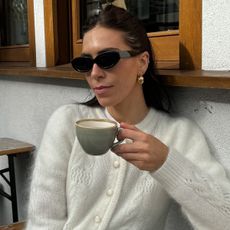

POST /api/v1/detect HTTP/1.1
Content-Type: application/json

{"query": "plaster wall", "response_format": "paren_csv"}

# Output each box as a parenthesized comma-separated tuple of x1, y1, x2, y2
(202, 0, 230, 70)
(0, 0, 230, 228)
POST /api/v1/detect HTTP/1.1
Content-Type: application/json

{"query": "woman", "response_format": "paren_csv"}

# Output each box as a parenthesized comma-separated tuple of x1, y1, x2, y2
(26, 5, 230, 230)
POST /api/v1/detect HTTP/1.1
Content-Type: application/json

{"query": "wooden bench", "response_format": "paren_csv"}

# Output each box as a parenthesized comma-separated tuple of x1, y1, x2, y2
(0, 221, 26, 230)
(0, 138, 35, 223)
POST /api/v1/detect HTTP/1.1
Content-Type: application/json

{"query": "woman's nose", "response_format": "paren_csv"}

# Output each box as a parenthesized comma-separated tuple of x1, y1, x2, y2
(90, 63, 104, 80)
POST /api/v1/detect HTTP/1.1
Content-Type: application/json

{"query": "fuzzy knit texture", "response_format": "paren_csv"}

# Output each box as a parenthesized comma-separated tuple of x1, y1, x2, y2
(26, 104, 230, 230)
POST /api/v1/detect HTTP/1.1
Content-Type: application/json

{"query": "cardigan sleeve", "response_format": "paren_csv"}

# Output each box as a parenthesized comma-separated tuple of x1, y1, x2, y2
(26, 105, 77, 229)
(152, 118, 230, 230)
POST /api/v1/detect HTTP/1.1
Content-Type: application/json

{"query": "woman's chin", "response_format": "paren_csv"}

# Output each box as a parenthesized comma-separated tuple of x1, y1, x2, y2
(97, 98, 116, 108)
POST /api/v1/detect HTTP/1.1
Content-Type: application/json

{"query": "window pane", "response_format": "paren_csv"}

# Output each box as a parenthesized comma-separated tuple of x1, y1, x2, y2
(80, 0, 179, 37)
(0, 0, 28, 46)
(126, 0, 179, 32)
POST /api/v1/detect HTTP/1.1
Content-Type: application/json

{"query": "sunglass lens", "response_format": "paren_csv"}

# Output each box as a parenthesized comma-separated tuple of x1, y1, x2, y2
(96, 52, 120, 69)
(72, 57, 93, 72)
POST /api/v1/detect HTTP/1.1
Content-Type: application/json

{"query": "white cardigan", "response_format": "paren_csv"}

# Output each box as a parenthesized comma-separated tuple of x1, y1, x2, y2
(26, 104, 230, 230)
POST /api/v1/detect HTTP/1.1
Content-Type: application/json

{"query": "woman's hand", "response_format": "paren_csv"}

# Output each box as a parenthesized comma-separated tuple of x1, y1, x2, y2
(112, 122, 169, 172)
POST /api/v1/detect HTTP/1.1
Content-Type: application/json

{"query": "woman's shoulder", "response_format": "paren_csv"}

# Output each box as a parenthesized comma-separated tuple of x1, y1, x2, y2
(50, 103, 105, 122)
(43, 103, 103, 139)
(51, 103, 94, 117)
(48, 104, 78, 123)
(154, 110, 209, 153)
(154, 109, 203, 138)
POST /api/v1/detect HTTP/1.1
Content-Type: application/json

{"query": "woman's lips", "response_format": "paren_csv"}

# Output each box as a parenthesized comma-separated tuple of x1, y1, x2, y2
(93, 85, 113, 95)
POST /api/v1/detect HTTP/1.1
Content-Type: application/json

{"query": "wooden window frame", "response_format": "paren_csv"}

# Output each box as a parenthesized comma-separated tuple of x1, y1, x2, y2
(45, 0, 201, 70)
(0, 0, 36, 66)
(3, 2, 230, 90)
(43, 0, 71, 67)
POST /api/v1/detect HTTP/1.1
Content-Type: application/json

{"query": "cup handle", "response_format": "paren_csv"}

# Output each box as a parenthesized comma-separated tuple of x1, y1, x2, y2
(111, 127, 123, 149)
(111, 139, 123, 148)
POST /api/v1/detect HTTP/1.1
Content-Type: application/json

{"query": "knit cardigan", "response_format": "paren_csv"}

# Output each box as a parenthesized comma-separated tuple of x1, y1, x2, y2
(26, 104, 230, 230)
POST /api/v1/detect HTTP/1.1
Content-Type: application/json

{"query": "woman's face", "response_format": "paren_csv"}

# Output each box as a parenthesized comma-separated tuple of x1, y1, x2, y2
(82, 25, 148, 108)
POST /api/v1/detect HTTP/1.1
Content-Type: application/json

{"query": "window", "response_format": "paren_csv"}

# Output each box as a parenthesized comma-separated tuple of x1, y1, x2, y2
(80, 0, 179, 36)
(0, 0, 36, 66)
(71, 0, 201, 70)
(44, 0, 201, 70)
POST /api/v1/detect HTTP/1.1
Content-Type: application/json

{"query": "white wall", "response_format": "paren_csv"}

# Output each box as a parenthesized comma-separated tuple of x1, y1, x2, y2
(202, 0, 230, 70)
(33, 0, 46, 67)
(0, 0, 230, 228)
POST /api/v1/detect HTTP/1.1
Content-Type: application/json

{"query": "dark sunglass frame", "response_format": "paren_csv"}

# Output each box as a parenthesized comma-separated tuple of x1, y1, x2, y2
(71, 50, 138, 73)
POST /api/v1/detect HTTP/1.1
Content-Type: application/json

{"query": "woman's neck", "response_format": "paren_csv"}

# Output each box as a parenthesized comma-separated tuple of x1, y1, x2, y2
(106, 97, 149, 125)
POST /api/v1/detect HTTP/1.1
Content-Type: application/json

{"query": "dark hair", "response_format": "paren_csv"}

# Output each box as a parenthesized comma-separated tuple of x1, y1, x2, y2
(82, 5, 171, 112)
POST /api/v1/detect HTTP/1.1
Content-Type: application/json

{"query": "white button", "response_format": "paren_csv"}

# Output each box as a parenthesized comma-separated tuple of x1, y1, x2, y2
(106, 189, 113, 196)
(94, 215, 101, 223)
(113, 160, 120, 168)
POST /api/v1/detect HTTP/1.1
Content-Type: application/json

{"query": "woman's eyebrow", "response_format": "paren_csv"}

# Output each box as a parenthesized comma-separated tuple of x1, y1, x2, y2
(98, 48, 119, 54)
(80, 53, 92, 57)
(81, 48, 119, 57)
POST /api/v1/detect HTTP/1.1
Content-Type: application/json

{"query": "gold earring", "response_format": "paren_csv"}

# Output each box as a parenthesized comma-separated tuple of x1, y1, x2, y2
(137, 75, 144, 85)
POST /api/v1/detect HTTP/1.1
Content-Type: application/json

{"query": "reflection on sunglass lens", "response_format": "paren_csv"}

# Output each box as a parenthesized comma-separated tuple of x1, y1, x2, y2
(72, 57, 93, 72)
(96, 52, 120, 69)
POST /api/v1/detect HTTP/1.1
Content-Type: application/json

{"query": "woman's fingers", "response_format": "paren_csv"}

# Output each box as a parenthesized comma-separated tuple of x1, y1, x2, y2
(117, 122, 146, 142)
(113, 122, 169, 172)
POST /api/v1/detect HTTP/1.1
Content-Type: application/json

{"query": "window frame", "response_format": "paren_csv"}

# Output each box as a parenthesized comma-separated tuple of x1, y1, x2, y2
(0, 0, 36, 66)
(44, 0, 71, 67)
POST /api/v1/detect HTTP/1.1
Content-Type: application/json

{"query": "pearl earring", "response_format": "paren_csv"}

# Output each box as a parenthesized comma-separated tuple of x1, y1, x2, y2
(137, 75, 144, 85)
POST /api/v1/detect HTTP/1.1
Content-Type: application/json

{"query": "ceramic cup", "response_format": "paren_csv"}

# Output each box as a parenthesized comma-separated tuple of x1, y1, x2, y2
(76, 118, 121, 155)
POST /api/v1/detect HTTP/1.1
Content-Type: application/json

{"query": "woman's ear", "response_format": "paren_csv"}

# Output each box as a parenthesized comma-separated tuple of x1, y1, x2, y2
(138, 51, 149, 74)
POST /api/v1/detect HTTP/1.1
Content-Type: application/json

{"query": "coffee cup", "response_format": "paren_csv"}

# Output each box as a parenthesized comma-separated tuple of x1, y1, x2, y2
(76, 118, 121, 155)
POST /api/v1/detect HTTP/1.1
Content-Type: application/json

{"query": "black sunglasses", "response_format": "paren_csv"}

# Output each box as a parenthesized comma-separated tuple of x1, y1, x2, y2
(71, 50, 138, 73)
